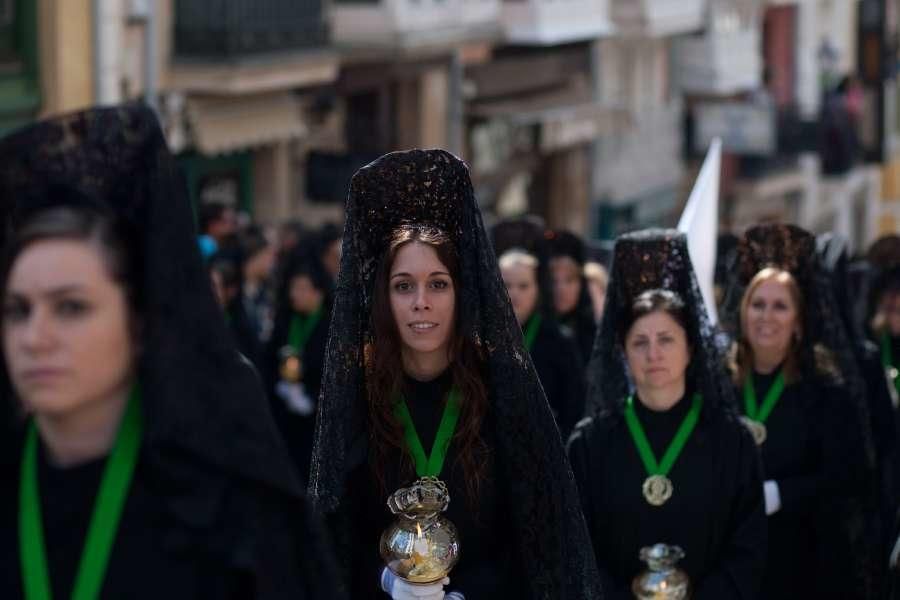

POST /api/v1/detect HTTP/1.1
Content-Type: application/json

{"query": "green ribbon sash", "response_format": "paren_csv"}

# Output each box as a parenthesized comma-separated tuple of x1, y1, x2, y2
(881, 333, 900, 394)
(288, 306, 323, 354)
(743, 370, 786, 424)
(624, 393, 703, 478)
(394, 388, 461, 478)
(20, 384, 143, 600)
(523, 313, 542, 351)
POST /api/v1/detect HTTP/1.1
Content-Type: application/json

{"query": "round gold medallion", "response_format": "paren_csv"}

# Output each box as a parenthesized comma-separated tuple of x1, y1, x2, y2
(642, 475, 673, 506)
(740, 416, 767, 446)
(279, 347, 303, 383)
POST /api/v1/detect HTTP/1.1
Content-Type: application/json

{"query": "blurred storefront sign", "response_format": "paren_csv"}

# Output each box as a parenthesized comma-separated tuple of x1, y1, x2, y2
(694, 100, 776, 155)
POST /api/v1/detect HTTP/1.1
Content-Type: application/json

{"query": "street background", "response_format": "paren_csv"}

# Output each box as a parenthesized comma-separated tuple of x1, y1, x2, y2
(3, 0, 897, 250)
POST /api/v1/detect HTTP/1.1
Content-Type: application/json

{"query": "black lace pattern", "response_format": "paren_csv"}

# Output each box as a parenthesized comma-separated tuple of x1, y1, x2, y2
(308, 149, 603, 599)
(721, 223, 880, 598)
(586, 229, 737, 418)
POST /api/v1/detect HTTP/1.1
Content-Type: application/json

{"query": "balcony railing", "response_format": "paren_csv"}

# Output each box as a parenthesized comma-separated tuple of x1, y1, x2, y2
(609, 0, 705, 37)
(174, 0, 328, 60)
(331, 0, 501, 48)
(502, 0, 613, 45)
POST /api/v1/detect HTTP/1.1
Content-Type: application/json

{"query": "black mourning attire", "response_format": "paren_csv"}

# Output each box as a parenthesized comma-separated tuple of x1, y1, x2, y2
(491, 218, 586, 439)
(265, 246, 333, 481)
(209, 248, 266, 369)
(545, 230, 597, 365)
(570, 230, 766, 600)
(820, 232, 897, 585)
(527, 315, 585, 439)
(344, 371, 523, 597)
(0, 105, 338, 599)
(309, 149, 603, 599)
(227, 288, 265, 369)
(723, 224, 879, 599)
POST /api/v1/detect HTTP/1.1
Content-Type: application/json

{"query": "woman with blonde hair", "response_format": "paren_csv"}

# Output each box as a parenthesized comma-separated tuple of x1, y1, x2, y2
(727, 224, 876, 599)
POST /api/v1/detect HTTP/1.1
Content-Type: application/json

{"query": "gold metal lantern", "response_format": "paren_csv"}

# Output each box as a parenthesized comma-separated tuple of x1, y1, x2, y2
(379, 477, 460, 584)
(632, 544, 690, 600)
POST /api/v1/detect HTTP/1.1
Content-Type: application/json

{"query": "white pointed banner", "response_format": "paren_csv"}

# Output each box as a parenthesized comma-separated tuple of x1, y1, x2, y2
(678, 138, 721, 326)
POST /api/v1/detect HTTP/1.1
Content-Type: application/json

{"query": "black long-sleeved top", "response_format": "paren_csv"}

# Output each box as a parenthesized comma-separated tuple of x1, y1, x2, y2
(343, 371, 525, 599)
(558, 308, 596, 369)
(741, 371, 868, 599)
(526, 315, 586, 439)
(265, 305, 331, 482)
(1, 431, 337, 599)
(873, 335, 900, 510)
(568, 392, 766, 600)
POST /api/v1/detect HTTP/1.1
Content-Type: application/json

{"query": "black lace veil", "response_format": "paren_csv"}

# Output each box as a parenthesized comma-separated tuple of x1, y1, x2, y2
(308, 149, 602, 598)
(723, 224, 880, 597)
(585, 229, 735, 416)
(0, 105, 301, 495)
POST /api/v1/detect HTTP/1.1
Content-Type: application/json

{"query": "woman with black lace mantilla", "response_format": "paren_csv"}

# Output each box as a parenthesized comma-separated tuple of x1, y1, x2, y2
(544, 229, 597, 368)
(308, 149, 602, 599)
(491, 217, 586, 441)
(568, 230, 766, 599)
(0, 106, 338, 599)
(724, 224, 876, 599)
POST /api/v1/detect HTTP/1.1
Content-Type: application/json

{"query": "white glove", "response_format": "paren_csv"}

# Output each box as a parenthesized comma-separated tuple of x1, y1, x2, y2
(276, 381, 314, 415)
(763, 480, 781, 516)
(381, 568, 449, 600)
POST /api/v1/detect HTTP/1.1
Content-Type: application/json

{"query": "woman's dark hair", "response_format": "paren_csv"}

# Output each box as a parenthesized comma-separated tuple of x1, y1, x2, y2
(198, 202, 228, 235)
(619, 288, 691, 346)
(287, 255, 331, 296)
(208, 256, 241, 294)
(0, 202, 143, 316)
(237, 226, 271, 263)
(366, 225, 488, 506)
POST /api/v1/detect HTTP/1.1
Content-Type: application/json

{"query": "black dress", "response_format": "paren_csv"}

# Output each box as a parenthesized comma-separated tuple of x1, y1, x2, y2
(877, 335, 900, 507)
(1, 431, 332, 599)
(568, 392, 766, 600)
(225, 295, 264, 371)
(527, 315, 586, 439)
(265, 304, 331, 482)
(558, 308, 596, 368)
(742, 371, 867, 599)
(344, 371, 525, 599)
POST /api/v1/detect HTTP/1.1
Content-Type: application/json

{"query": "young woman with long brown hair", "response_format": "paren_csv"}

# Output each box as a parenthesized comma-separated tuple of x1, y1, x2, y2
(308, 149, 602, 599)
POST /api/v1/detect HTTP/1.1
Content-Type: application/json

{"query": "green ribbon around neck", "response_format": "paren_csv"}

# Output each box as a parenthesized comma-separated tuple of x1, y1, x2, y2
(881, 333, 900, 393)
(624, 393, 703, 478)
(394, 387, 461, 478)
(20, 384, 143, 600)
(288, 306, 323, 353)
(523, 313, 542, 351)
(743, 370, 786, 424)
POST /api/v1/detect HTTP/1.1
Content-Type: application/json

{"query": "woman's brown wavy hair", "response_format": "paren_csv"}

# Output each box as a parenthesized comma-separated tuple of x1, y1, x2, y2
(365, 225, 488, 506)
